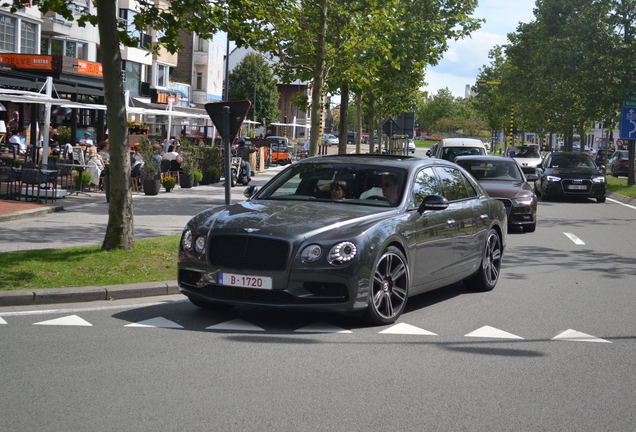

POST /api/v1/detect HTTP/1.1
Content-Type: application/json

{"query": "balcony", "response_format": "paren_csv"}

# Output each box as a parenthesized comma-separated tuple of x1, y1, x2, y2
(193, 51, 207, 66)
(41, 12, 72, 36)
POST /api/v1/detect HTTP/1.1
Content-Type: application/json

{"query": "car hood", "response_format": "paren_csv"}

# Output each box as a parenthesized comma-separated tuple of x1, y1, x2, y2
(543, 167, 604, 178)
(479, 180, 534, 199)
(188, 200, 395, 239)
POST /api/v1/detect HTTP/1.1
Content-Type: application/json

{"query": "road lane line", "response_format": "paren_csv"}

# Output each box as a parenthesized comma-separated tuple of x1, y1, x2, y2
(564, 232, 585, 245)
(607, 197, 636, 210)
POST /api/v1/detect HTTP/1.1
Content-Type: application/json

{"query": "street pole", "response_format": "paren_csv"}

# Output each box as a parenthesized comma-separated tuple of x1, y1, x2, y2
(223, 105, 231, 205)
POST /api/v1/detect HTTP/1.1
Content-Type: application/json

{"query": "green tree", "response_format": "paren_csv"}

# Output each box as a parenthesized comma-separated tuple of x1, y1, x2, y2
(228, 53, 280, 129)
(3, 0, 284, 249)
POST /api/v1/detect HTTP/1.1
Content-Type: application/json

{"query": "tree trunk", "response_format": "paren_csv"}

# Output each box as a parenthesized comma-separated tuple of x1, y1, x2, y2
(309, 0, 328, 157)
(96, 0, 135, 250)
(355, 93, 362, 154)
(366, 93, 375, 153)
(338, 82, 349, 154)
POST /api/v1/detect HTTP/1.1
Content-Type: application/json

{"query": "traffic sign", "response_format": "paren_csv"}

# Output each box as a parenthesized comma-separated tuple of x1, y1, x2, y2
(619, 105, 636, 139)
(382, 119, 400, 137)
(624, 95, 636, 108)
(205, 100, 252, 144)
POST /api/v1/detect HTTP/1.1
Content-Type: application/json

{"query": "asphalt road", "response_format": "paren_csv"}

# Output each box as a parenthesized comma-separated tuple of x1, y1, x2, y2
(2, 194, 635, 431)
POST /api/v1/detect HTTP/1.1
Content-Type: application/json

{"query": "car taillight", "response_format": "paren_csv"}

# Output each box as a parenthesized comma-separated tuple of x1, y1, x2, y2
(619, 160, 628, 165)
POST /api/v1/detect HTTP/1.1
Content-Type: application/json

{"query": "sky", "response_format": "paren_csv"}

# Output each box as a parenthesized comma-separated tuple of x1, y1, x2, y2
(422, 0, 537, 99)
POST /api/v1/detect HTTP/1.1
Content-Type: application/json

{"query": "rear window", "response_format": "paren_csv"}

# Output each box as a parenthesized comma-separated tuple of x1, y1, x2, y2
(441, 147, 485, 161)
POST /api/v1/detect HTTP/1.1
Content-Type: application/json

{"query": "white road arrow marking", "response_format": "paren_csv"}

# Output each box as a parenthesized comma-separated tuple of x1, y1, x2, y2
(33, 315, 92, 326)
(465, 325, 524, 339)
(564, 232, 585, 245)
(0, 316, 7, 324)
(294, 321, 352, 333)
(379, 323, 437, 335)
(124, 317, 184, 329)
(205, 319, 265, 331)
(552, 329, 611, 343)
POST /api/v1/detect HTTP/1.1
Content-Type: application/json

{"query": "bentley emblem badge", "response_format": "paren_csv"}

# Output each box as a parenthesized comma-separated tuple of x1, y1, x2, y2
(244, 228, 260, 233)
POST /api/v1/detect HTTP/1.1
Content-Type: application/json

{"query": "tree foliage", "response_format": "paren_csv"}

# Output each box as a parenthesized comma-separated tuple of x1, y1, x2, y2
(228, 53, 281, 127)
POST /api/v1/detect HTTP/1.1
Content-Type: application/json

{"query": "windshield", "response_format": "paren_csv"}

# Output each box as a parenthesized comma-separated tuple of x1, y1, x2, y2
(255, 163, 408, 207)
(549, 155, 594, 168)
(441, 147, 486, 161)
(456, 160, 523, 181)
(510, 147, 540, 158)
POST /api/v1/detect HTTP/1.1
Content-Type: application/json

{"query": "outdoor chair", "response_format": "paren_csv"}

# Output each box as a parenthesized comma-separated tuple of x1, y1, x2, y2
(168, 160, 181, 183)
(0, 165, 18, 200)
(160, 159, 171, 180)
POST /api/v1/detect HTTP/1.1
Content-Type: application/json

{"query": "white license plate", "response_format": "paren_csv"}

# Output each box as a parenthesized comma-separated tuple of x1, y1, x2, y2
(218, 272, 273, 289)
(567, 185, 588, 190)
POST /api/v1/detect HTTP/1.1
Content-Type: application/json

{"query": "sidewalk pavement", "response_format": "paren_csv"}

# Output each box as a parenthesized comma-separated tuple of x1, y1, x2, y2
(0, 164, 286, 307)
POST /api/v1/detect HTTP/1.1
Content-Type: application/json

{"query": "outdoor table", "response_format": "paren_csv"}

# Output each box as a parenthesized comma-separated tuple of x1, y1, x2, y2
(57, 163, 92, 196)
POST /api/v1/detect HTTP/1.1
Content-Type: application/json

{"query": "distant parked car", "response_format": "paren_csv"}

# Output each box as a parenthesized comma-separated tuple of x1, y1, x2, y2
(265, 136, 291, 165)
(407, 139, 416, 153)
(535, 152, 606, 203)
(429, 138, 487, 161)
(322, 134, 338, 146)
(456, 155, 538, 232)
(607, 150, 634, 177)
(595, 148, 611, 166)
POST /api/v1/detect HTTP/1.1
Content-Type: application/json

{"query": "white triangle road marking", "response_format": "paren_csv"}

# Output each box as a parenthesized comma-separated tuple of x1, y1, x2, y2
(379, 323, 437, 335)
(552, 329, 611, 343)
(564, 232, 585, 245)
(465, 325, 524, 339)
(124, 317, 184, 329)
(0, 316, 7, 324)
(294, 321, 352, 333)
(33, 315, 92, 326)
(206, 319, 265, 331)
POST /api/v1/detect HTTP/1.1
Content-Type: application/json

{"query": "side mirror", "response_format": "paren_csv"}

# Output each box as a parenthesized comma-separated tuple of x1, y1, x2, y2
(525, 174, 539, 182)
(425, 150, 432, 157)
(417, 195, 449, 214)
(244, 185, 259, 199)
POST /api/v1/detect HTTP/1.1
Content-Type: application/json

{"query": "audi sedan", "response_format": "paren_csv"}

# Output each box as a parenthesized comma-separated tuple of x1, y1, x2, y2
(534, 152, 606, 203)
(178, 154, 507, 325)
(455, 155, 538, 233)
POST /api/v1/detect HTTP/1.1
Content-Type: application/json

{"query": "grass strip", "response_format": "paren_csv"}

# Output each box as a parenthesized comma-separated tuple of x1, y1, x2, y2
(606, 176, 636, 199)
(0, 236, 179, 291)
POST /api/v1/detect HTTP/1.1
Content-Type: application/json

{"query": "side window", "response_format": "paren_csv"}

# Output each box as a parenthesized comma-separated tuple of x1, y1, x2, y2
(434, 166, 471, 201)
(411, 168, 443, 208)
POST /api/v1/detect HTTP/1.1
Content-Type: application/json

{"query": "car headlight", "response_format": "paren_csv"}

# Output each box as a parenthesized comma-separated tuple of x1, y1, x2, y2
(301, 244, 323, 263)
(182, 230, 193, 250)
(514, 196, 535, 205)
(195, 236, 206, 254)
(592, 176, 605, 183)
(546, 175, 561, 182)
(328, 241, 357, 265)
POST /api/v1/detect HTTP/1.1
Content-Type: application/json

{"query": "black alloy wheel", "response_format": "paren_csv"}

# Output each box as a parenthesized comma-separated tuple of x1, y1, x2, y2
(465, 229, 502, 292)
(365, 246, 409, 325)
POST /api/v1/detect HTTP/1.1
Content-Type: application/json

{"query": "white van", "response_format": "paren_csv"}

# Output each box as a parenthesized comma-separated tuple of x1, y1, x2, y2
(430, 138, 488, 161)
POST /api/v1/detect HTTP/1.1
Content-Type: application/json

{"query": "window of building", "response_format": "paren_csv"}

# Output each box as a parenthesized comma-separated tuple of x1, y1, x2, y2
(144, 64, 152, 84)
(156, 64, 168, 88)
(40, 37, 49, 55)
(20, 21, 36, 54)
(122, 60, 141, 96)
(65, 40, 76, 57)
(51, 39, 63, 55)
(0, 15, 16, 52)
(76, 42, 86, 59)
(196, 72, 203, 90)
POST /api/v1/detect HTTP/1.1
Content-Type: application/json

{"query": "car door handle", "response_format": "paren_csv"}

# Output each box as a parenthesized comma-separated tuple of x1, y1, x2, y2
(447, 219, 456, 228)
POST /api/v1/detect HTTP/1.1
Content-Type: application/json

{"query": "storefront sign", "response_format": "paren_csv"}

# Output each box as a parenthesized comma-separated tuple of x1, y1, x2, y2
(0, 54, 57, 71)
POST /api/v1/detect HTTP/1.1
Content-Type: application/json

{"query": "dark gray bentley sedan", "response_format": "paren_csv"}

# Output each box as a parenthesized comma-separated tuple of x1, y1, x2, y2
(178, 154, 507, 325)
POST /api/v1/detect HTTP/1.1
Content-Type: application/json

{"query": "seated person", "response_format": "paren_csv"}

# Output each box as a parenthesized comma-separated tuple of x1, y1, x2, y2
(360, 174, 383, 199)
(85, 146, 105, 188)
(381, 172, 401, 205)
(494, 164, 511, 177)
(330, 179, 353, 200)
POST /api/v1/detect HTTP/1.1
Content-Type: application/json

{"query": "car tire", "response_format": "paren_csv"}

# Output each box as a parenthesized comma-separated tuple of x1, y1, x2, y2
(465, 228, 502, 292)
(541, 193, 551, 201)
(188, 297, 234, 311)
(597, 196, 606, 203)
(365, 246, 409, 326)
(534, 183, 542, 197)
(524, 223, 536, 233)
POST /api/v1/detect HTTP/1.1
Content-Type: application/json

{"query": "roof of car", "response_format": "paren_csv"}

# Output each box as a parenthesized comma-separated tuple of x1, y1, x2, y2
(439, 138, 485, 146)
